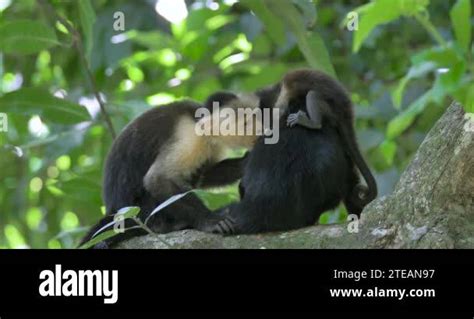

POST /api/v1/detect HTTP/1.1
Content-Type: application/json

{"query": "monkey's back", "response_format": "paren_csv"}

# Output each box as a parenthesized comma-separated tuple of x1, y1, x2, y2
(103, 100, 202, 215)
(237, 123, 352, 232)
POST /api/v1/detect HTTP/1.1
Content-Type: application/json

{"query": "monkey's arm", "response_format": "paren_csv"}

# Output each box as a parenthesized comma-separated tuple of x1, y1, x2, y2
(197, 154, 248, 188)
(286, 90, 324, 129)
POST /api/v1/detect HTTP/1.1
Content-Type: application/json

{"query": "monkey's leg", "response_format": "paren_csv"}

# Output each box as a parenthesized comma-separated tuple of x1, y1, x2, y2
(286, 90, 326, 129)
(196, 153, 248, 188)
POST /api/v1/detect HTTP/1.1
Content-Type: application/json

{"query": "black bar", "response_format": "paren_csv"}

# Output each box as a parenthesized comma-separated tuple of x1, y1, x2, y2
(0, 250, 473, 314)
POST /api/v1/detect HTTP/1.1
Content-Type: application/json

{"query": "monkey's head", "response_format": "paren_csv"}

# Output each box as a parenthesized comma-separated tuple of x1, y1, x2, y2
(203, 91, 262, 149)
(204, 91, 239, 110)
(275, 69, 326, 110)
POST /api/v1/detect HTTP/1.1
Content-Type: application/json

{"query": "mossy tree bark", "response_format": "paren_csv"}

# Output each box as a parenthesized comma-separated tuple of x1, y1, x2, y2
(117, 103, 474, 249)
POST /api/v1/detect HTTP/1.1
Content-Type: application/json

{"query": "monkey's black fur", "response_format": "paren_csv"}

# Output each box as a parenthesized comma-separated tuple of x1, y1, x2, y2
(211, 91, 360, 234)
(280, 69, 377, 209)
(209, 70, 377, 235)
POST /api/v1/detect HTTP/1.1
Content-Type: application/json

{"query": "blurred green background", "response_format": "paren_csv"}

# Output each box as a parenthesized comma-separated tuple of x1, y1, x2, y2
(0, 0, 472, 248)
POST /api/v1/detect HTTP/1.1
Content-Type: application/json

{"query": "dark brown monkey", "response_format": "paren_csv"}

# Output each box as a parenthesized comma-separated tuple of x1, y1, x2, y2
(276, 69, 377, 211)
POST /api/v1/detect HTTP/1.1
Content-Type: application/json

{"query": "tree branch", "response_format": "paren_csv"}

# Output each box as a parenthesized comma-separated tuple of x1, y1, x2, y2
(38, 0, 116, 139)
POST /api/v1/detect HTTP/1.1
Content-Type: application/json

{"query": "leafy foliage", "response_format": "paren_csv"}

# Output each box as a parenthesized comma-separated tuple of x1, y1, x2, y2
(0, 20, 59, 54)
(0, 0, 472, 248)
(0, 88, 91, 124)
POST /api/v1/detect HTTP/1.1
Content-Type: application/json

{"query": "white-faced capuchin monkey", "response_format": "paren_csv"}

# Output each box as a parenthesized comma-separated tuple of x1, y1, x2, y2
(141, 92, 263, 199)
(79, 91, 272, 248)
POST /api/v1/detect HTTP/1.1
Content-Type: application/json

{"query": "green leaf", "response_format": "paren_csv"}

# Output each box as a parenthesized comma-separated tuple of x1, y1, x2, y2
(319, 212, 330, 224)
(463, 84, 474, 113)
(145, 191, 194, 224)
(265, 0, 336, 77)
(398, 0, 430, 16)
(239, 0, 286, 45)
(352, 0, 402, 53)
(387, 89, 434, 139)
(194, 189, 239, 210)
(437, 60, 466, 94)
(0, 88, 91, 124)
(450, 0, 472, 53)
(78, 0, 97, 62)
(128, 31, 174, 50)
(116, 206, 141, 219)
(307, 33, 337, 78)
(339, 2, 373, 29)
(379, 140, 397, 166)
(293, 0, 317, 29)
(411, 46, 460, 66)
(352, 0, 429, 52)
(392, 62, 436, 109)
(239, 62, 288, 90)
(205, 15, 236, 31)
(453, 82, 474, 113)
(79, 229, 119, 249)
(0, 20, 59, 54)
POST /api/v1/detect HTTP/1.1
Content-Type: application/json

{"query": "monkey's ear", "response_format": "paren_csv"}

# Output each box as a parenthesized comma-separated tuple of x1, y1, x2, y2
(305, 90, 323, 128)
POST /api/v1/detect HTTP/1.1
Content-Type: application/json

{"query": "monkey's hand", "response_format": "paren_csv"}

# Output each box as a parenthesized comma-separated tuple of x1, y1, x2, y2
(286, 110, 322, 129)
(199, 207, 236, 235)
(209, 217, 236, 235)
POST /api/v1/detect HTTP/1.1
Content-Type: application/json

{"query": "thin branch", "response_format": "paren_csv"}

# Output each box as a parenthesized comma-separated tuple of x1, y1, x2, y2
(37, 0, 117, 139)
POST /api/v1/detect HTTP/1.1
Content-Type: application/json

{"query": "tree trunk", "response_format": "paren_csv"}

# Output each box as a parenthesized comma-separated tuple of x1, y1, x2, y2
(117, 102, 474, 249)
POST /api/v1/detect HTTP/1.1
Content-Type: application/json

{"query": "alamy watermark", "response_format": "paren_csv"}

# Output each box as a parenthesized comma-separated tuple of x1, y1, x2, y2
(39, 264, 118, 304)
(194, 102, 281, 144)
(346, 11, 359, 31)
(347, 214, 359, 233)
(113, 11, 125, 31)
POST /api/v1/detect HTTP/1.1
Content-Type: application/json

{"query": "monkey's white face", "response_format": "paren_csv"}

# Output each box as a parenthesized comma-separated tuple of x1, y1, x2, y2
(195, 94, 263, 149)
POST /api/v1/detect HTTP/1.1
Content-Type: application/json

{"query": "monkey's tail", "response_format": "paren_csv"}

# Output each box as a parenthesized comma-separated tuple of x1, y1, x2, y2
(340, 123, 378, 207)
